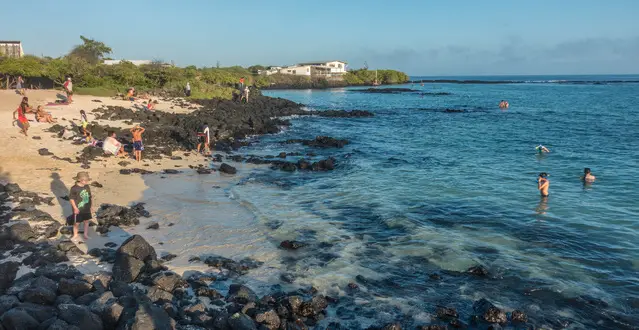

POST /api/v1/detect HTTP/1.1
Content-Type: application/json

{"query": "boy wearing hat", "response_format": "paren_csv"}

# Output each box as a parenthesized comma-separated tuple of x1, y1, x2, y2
(68, 171, 94, 240)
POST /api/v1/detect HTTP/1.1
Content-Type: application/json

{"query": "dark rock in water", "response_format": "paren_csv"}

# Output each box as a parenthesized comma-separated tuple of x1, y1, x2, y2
(467, 265, 489, 277)
(90, 181, 103, 188)
(436, 306, 458, 320)
(18, 286, 57, 305)
(255, 309, 280, 329)
(227, 312, 257, 330)
(58, 278, 93, 298)
(285, 136, 349, 148)
(167, 222, 175, 227)
(280, 273, 296, 283)
(314, 110, 374, 118)
(347, 282, 359, 291)
(1, 308, 40, 330)
(195, 287, 223, 299)
(279, 240, 306, 250)
(38, 148, 54, 156)
(511, 310, 528, 323)
(57, 303, 103, 329)
(161, 253, 177, 262)
(131, 202, 151, 218)
(196, 168, 213, 174)
(95, 226, 109, 234)
(219, 163, 237, 174)
(278, 152, 287, 158)
(358, 87, 414, 93)
(227, 284, 258, 304)
(444, 109, 465, 113)
(473, 298, 507, 324)
(96, 204, 141, 227)
(429, 273, 442, 280)
(163, 169, 180, 174)
(0, 261, 20, 294)
(312, 157, 336, 171)
(104, 242, 117, 248)
(146, 222, 159, 230)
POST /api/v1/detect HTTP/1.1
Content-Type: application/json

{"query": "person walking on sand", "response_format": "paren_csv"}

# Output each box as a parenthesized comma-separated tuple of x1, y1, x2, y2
(538, 172, 549, 197)
(16, 76, 25, 95)
(196, 122, 210, 155)
(13, 97, 31, 136)
(130, 124, 145, 162)
(68, 171, 94, 241)
(185, 82, 191, 97)
(582, 168, 596, 182)
(63, 77, 73, 103)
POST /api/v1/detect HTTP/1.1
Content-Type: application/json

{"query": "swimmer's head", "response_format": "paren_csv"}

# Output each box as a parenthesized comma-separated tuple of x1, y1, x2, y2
(539, 172, 548, 178)
(584, 168, 591, 174)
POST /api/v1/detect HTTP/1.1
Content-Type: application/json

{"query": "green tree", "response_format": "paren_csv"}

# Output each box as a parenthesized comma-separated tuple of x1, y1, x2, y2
(68, 36, 113, 64)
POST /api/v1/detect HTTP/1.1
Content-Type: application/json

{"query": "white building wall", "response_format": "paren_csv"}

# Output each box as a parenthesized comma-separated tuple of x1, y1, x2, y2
(325, 61, 347, 73)
(280, 65, 312, 76)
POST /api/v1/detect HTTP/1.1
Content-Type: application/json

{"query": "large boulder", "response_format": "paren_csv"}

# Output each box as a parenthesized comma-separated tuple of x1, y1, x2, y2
(96, 204, 141, 227)
(118, 301, 174, 330)
(0, 262, 20, 294)
(226, 284, 257, 304)
(117, 235, 157, 261)
(227, 312, 257, 330)
(151, 271, 183, 292)
(219, 163, 237, 175)
(57, 304, 104, 330)
(6, 222, 36, 242)
(1, 308, 40, 330)
(112, 254, 145, 283)
(58, 278, 93, 298)
(17, 287, 57, 305)
(89, 292, 123, 328)
(146, 286, 174, 304)
(254, 309, 280, 330)
(0, 295, 20, 315)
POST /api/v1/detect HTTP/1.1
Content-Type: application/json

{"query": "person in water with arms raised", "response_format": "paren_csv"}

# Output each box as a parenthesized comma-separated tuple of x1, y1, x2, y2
(538, 172, 549, 197)
(536, 144, 550, 154)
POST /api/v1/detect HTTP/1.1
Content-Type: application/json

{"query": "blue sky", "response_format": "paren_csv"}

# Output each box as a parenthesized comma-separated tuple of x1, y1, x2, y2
(4, 0, 639, 75)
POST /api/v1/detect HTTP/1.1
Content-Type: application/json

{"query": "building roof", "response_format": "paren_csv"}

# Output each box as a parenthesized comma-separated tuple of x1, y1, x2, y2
(298, 60, 348, 65)
(0, 41, 21, 44)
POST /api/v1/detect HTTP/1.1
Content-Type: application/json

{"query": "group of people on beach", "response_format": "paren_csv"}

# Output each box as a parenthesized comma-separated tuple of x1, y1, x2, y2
(12, 96, 58, 136)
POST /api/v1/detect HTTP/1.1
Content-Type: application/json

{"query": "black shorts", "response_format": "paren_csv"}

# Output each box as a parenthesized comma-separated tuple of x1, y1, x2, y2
(66, 213, 91, 225)
(198, 135, 207, 144)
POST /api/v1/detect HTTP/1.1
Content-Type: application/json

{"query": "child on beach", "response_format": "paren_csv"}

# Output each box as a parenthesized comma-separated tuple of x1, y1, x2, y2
(130, 124, 145, 162)
(13, 97, 30, 136)
(147, 99, 155, 111)
(79, 110, 92, 142)
(68, 171, 94, 240)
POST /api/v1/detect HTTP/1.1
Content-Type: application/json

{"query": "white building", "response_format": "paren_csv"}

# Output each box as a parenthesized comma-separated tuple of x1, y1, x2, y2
(261, 60, 348, 77)
(0, 41, 23, 58)
(103, 60, 154, 66)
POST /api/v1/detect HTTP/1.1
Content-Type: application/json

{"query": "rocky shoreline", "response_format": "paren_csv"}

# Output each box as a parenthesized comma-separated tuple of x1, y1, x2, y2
(0, 91, 542, 329)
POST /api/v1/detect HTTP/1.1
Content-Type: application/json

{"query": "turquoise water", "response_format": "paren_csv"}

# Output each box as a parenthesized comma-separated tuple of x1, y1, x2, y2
(229, 76, 639, 328)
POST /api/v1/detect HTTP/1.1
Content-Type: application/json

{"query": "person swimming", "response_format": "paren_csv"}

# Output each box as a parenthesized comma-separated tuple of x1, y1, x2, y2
(582, 168, 596, 182)
(536, 145, 550, 154)
(538, 172, 549, 197)
(499, 100, 509, 109)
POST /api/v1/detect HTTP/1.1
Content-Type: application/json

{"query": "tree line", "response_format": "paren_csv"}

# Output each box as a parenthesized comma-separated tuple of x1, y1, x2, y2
(0, 36, 409, 98)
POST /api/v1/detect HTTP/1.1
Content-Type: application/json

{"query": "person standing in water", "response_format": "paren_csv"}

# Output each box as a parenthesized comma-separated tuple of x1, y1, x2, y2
(582, 168, 596, 182)
(536, 144, 550, 154)
(538, 172, 549, 197)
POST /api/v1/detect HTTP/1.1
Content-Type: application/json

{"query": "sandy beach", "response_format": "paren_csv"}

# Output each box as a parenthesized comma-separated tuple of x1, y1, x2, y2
(0, 90, 215, 251)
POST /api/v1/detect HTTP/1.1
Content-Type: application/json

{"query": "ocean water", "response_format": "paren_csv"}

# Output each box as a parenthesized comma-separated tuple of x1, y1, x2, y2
(150, 76, 639, 328)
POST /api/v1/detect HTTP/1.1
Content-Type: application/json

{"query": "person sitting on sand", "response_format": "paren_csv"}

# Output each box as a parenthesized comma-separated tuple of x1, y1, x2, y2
(582, 168, 596, 182)
(536, 144, 550, 154)
(13, 97, 31, 136)
(63, 77, 73, 103)
(68, 171, 94, 241)
(538, 172, 549, 197)
(103, 131, 127, 157)
(36, 106, 57, 123)
(130, 124, 145, 162)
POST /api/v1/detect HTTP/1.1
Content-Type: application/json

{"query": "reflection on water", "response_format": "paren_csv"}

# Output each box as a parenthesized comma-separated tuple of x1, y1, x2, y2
(535, 197, 549, 215)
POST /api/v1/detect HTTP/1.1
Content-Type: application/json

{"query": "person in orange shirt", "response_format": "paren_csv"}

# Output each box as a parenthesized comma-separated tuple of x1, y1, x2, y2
(13, 97, 31, 136)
